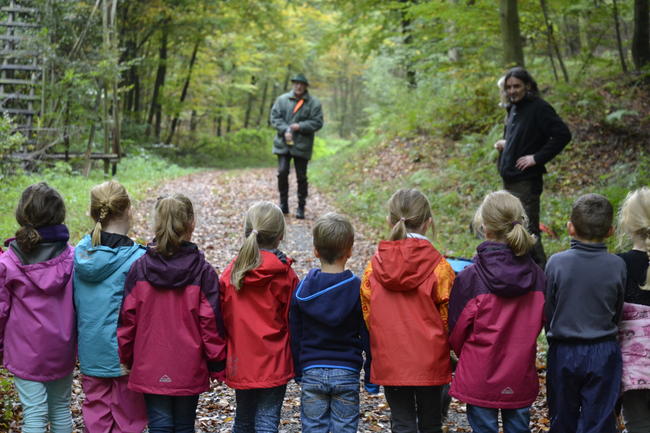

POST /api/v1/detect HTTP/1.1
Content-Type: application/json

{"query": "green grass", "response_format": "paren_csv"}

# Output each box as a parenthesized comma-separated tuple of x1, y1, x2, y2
(0, 152, 197, 245)
(311, 131, 650, 258)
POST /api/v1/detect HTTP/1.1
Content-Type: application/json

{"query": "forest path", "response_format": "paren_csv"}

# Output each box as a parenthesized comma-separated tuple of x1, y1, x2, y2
(123, 168, 472, 432)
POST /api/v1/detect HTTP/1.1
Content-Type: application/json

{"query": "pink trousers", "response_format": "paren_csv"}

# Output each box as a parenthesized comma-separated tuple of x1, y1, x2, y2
(81, 375, 148, 433)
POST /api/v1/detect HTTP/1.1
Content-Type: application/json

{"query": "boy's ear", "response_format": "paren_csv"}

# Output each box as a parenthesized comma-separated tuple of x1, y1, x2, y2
(567, 221, 576, 237)
(313, 247, 321, 259)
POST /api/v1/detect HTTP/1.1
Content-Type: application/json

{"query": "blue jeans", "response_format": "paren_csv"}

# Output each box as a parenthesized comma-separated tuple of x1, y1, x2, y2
(234, 385, 287, 433)
(144, 394, 199, 433)
(300, 367, 360, 433)
(14, 373, 73, 433)
(466, 405, 531, 433)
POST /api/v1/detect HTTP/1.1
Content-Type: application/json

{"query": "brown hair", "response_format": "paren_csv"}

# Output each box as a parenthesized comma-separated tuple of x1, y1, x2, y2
(154, 194, 194, 257)
(571, 193, 613, 241)
(15, 182, 66, 253)
(617, 187, 650, 290)
(387, 189, 434, 241)
(474, 190, 536, 256)
(231, 202, 285, 290)
(313, 212, 354, 264)
(90, 181, 131, 247)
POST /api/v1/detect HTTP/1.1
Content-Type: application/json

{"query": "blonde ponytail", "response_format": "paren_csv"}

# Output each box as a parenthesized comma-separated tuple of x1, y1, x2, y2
(231, 202, 285, 290)
(387, 189, 433, 241)
(89, 181, 131, 247)
(476, 190, 536, 256)
(154, 194, 194, 257)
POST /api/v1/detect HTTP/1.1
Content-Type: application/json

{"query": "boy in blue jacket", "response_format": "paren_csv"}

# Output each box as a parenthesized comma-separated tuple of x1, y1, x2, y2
(290, 212, 372, 433)
(545, 193, 627, 433)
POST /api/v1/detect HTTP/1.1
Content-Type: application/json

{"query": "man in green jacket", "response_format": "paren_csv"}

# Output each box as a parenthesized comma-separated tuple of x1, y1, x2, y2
(270, 73, 324, 219)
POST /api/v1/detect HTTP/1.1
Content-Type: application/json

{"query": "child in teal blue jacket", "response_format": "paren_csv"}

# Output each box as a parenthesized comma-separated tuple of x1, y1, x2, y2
(74, 181, 148, 433)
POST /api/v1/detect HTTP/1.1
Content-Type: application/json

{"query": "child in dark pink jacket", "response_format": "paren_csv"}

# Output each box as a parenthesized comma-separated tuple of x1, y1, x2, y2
(118, 194, 226, 433)
(449, 191, 545, 433)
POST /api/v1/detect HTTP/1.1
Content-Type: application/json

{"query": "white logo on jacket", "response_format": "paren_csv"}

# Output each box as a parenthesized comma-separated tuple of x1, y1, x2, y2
(159, 375, 172, 383)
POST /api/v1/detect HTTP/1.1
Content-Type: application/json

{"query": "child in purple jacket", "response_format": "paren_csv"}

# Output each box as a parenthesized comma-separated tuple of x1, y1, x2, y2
(0, 182, 76, 432)
(449, 191, 546, 433)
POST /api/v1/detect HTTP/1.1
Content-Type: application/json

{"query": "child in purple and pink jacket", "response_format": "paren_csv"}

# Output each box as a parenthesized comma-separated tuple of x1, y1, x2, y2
(448, 191, 545, 433)
(0, 182, 77, 433)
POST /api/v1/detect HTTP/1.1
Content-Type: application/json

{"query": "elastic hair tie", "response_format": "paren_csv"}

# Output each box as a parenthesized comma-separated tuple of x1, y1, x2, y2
(512, 221, 522, 227)
(399, 217, 406, 222)
(251, 229, 258, 235)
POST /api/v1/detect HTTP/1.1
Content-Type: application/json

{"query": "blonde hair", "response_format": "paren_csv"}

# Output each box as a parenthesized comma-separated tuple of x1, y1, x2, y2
(313, 212, 354, 264)
(617, 187, 650, 290)
(387, 189, 434, 241)
(474, 190, 536, 256)
(231, 202, 285, 290)
(154, 194, 194, 257)
(90, 181, 131, 247)
(15, 182, 66, 253)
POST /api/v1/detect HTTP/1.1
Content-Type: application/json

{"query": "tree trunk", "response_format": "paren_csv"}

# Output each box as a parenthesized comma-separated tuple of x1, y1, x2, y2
(243, 76, 256, 129)
(540, 0, 569, 82)
(399, 0, 416, 88)
(147, 25, 168, 140)
(499, 0, 525, 67)
(165, 38, 200, 144)
(256, 79, 269, 126)
(632, 0, 650, 70)
(612, 0, 629, 73)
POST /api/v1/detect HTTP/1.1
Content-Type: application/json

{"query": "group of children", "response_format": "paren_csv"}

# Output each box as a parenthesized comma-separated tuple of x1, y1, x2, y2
(0, 180, 648, 433)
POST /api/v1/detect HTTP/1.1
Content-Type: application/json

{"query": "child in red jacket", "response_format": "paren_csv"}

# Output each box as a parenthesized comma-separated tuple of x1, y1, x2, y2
(220, 201, 299, 433)
(118, 194, 226, 433)
(448, 191, 546, 433)
(361, 189, 455, 433)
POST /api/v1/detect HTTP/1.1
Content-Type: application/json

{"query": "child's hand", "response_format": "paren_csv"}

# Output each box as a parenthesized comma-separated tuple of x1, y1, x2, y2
(364, 382, 380, 394)
(210, 370, 226, 383)
(119, 363, 131, 375)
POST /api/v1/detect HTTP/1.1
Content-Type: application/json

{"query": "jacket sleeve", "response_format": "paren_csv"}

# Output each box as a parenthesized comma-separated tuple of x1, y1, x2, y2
(0, 264, 9, 360)
(298, 99, 324, 133)
(448, 296, 478, 356)
(360, 261, 373, 330)
(117, 268, 139, 368)
(199, 265, 227, 378)
(270, 97, 290, 133)
(532, 101, 571, 166)
(433, 260, 455, 333)
(289, 286, 302, 380)
(544, 261, 558, 334)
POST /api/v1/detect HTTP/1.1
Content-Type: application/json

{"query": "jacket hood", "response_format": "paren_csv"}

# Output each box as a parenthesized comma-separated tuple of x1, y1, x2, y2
(295, 269, 359, 326)
(240, 250, 294, 288)
(372, 238, 442, 292)
(74, 234, 145, 283)
(8, 245, 73, 295)
(141, 243, 205, 289)
(474, 241, 541, 297)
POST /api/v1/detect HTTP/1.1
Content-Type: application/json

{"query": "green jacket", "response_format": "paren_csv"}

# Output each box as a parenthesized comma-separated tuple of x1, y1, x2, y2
(270, 90, 323, 160)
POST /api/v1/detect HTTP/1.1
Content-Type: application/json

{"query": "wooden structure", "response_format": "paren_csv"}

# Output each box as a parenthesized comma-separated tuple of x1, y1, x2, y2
(1, 0, 120, 174)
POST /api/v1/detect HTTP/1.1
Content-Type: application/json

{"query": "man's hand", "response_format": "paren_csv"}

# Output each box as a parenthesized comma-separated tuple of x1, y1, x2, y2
(515, 154, 536, 170)
(290, 123, 300, 132)
(494, 139, 505, 151)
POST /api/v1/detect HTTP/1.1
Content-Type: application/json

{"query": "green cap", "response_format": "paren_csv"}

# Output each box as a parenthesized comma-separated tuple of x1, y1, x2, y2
(290, 73, 309, 85)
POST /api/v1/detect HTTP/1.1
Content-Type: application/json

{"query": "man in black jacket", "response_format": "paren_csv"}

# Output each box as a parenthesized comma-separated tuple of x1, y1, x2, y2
(494, 67, 571, 267)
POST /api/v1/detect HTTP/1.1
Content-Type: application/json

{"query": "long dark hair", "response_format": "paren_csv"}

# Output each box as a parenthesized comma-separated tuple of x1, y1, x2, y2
(15, 182, 66, 253)
(504, 67, 539, 97)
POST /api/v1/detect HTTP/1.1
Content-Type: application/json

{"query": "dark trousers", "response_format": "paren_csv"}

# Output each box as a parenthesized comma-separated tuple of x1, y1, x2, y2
(277, 154, 309, 208)
(144, 393, 199, 433)
(234, 385, 287, 433)
(384, 386, 443, 433)
(622, 389, 650, 433)
(547, 340, 622, 433)
(503, 176, 546, 268)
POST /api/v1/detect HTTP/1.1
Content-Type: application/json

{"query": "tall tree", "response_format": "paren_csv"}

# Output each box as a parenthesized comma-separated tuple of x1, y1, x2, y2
(632, 0, 650, 70)
(499, 0, 525, 67)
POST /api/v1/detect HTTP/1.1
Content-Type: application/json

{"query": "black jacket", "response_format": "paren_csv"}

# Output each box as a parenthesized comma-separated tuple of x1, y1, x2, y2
(499, 95, 571, 182)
